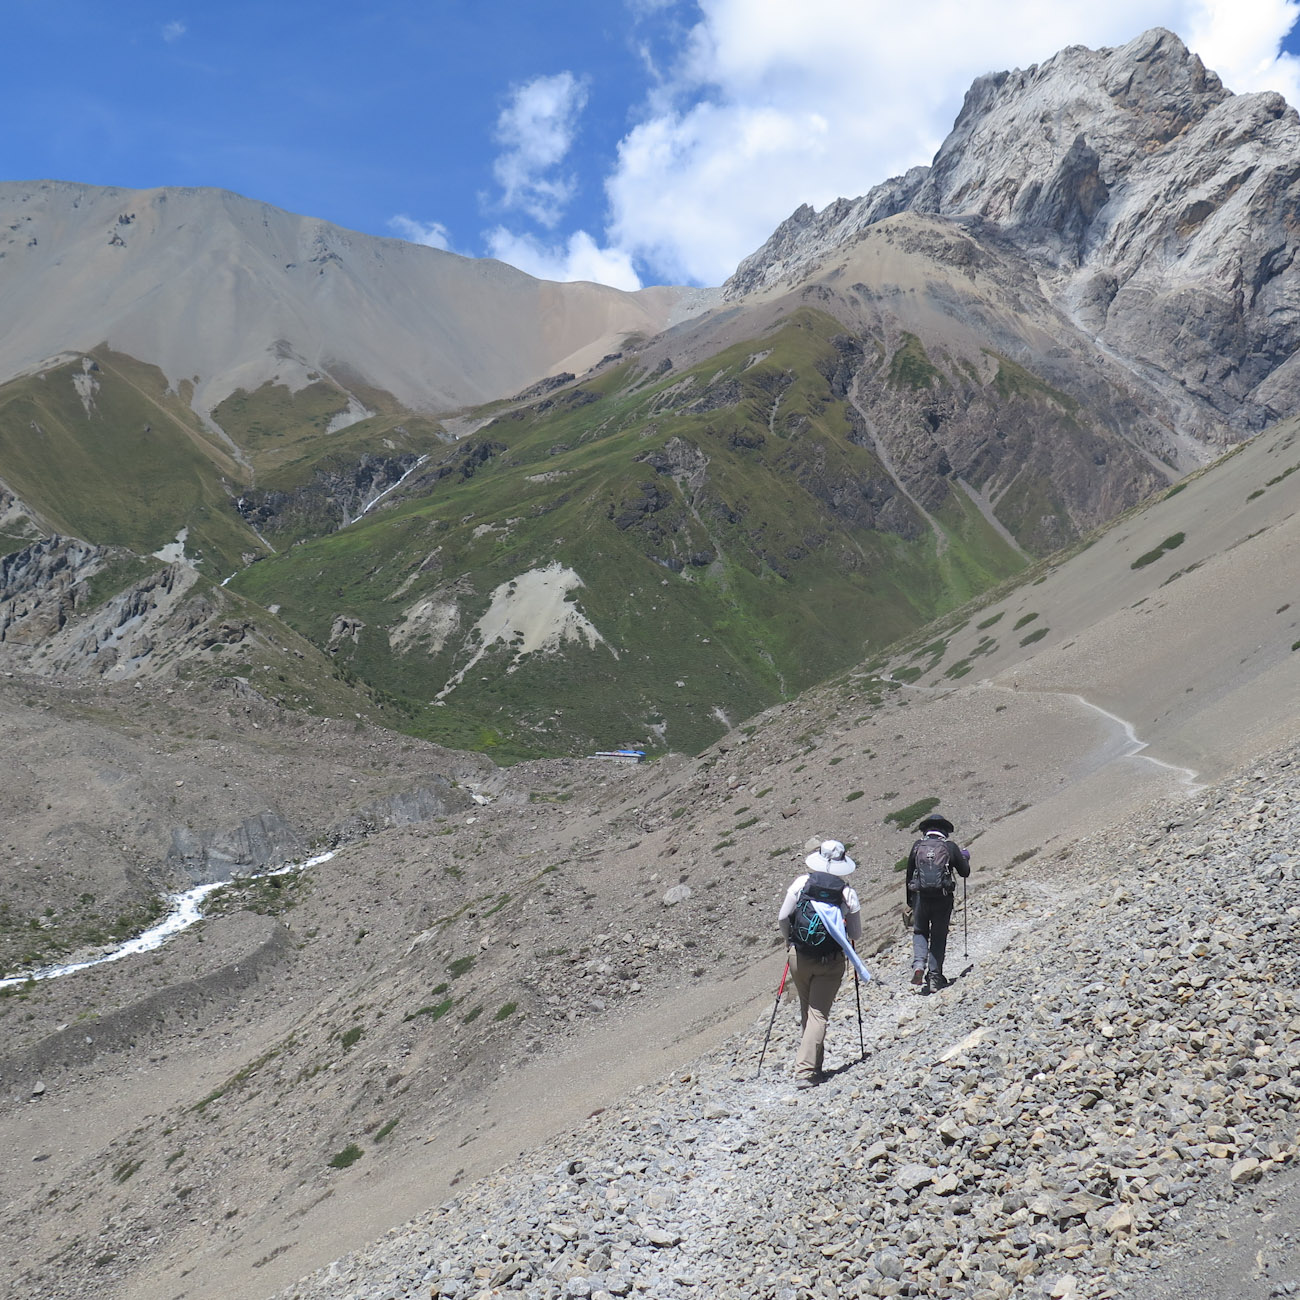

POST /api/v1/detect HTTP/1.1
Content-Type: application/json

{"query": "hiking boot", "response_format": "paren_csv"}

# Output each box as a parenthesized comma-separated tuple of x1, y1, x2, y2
(795, 1075, 819, 1090)
(911, 968, 924, 987)
(928, 971, 952, 991)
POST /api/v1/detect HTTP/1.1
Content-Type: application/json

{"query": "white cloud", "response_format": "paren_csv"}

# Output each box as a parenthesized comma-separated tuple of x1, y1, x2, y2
(599, 0, 1300, 285)
(161, 20, 186, 43)
(389, 215, 454, 251)
(493, 71, 589, 227)
(485, 226, 643, 291)
(1182, 0, 1300, 94)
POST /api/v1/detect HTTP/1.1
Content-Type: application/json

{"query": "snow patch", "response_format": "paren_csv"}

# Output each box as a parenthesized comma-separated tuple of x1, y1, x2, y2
(436, 563, 612, 699)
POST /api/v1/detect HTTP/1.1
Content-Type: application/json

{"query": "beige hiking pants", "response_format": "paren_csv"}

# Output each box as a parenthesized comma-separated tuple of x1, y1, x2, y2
(789, 948, 845, 1080)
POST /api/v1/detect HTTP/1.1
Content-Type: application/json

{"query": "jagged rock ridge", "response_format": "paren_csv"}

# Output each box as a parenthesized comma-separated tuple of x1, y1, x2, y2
(727, 28, 1300, 442)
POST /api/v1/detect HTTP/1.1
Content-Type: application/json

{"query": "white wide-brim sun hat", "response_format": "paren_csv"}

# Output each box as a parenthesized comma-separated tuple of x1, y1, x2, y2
(805, 839, 856, 876)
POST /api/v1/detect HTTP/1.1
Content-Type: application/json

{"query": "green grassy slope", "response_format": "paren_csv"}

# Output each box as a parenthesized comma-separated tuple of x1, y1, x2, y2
(0, 351, 259, 573)
(231, 310, 1029, 759)
(0, 352, 448, 572)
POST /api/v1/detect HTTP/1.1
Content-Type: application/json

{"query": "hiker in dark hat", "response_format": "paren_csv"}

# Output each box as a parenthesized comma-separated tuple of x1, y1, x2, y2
(905, 814, 969, 993)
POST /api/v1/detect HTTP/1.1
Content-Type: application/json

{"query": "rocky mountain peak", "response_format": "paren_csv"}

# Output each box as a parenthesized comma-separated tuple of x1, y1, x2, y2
(725, 28, 1300, 437)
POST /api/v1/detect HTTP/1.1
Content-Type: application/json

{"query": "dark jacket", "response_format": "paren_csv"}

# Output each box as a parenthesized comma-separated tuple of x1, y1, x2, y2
(905, 833, 969, 896)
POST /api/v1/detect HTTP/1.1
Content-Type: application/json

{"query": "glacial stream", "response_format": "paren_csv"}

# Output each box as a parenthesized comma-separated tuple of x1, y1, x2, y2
(0, 851, 336, 991)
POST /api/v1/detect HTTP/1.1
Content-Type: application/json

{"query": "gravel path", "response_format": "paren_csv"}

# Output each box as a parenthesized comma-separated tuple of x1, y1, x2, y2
(274, 745, 1300, 1300)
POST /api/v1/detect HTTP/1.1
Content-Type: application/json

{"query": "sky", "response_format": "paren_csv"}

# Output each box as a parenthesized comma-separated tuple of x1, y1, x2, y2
(7, 1, 1300, 290)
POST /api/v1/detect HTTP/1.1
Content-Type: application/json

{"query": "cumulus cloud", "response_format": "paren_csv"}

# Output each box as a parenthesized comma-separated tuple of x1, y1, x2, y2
(389, 215, 454, 251)
(161, 20, 186, 43)
(493, 71, 589, 227)
(485, 226, 643, 291)
(601, 0, 1300, 285)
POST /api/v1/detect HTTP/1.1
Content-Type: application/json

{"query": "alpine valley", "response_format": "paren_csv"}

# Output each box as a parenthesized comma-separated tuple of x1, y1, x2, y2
(1, 27, 1299, 1300)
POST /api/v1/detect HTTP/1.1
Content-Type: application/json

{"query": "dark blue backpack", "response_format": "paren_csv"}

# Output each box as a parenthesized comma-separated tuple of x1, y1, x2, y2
(789, 871, 846, 956)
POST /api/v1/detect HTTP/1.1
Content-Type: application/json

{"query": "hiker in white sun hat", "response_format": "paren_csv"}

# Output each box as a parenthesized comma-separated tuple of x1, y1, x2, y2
(777, 839, 862, 1088)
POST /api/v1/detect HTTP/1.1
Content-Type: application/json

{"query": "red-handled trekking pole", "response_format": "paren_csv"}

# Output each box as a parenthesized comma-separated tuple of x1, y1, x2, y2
(755, 958, 790, 1078)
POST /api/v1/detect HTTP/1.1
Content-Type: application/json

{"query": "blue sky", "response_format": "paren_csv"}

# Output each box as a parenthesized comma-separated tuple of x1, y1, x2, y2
(7, 1, 1300, 289)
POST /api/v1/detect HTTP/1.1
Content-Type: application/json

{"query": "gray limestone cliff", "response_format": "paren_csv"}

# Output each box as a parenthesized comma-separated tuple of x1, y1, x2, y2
(727, 29, 1300, 439)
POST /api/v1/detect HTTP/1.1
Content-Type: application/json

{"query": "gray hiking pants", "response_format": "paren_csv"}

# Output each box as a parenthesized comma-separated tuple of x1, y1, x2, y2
(912, 890, 955, 975)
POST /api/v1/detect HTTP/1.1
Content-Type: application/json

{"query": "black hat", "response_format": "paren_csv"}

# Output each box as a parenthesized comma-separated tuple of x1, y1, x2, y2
(917, 814, 954, 835)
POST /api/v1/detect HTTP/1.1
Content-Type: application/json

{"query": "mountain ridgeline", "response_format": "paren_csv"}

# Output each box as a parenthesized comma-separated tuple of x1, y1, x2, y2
(2, 28, 1300, 758)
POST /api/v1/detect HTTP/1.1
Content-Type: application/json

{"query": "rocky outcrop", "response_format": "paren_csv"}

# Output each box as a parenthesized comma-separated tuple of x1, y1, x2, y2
(0, 535, 107, 646)
(0, 480, 43, 542)
(234, 451, 425, 537)
(0, 535, 264, 679)
(327, 778, 473, 844)
(166, 812, 307, 886)
(726, 29, 1300, 441)
(165, 781, 473, 886)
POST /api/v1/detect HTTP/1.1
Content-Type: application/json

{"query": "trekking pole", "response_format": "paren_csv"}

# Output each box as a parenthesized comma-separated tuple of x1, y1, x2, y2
(755, 958, 790, 1079)
(854, 968, 865, 1062)
(963, 873, 969, 961)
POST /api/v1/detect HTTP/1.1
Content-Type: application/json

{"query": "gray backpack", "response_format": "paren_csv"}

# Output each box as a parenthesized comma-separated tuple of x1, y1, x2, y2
(912, 839, 955, 893)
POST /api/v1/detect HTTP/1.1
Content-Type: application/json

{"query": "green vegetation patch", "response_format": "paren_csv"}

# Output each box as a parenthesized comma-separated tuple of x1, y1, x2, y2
(112, 1158, 143, 1184)
(328, 1144, 363, 1169)
(403, 998, 454, 1023)
(884, 796, 941, 829)
(887, 334, 947, 391)
(1131, 533, 1186, 569)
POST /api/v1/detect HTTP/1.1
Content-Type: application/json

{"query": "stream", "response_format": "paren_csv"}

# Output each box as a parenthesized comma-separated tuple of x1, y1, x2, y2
(0, 851, 336, 991)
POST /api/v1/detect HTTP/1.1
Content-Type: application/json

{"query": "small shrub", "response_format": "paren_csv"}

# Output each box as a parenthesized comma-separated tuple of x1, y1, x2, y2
(845, 790, 864, 802)
(462, 1006, 483, 1024)
(1164, 482, 1187, 498)
(1248, 489, 1264, 501)
(112, 1158, 143, 1184)
(340, 1026, 363, 1050)
(448, 955, 476, 978)
(403, 998, 454, 1022)
(1012, 612, 1039, 631)
(374, 1118, 399, 1141)
(734, 816, 758, 830)
(494, 1002, 517, 1021)
(328, 1144, 363, 1169)
(977, 612, 1004, 629)
(1020, 628, 1048, 646)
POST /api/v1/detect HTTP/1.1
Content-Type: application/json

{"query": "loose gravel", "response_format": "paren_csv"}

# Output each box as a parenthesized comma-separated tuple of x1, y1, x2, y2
(274, 747, 1300, 1300)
